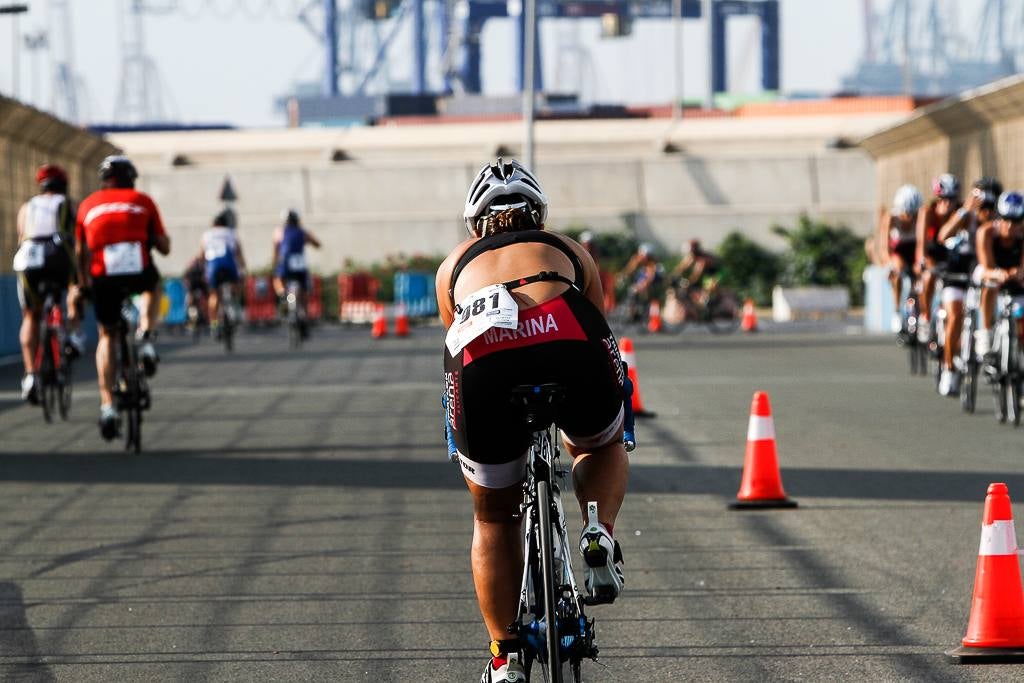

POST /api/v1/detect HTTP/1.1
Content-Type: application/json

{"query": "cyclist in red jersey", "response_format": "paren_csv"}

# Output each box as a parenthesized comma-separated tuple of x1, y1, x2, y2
(76, 156, 171, 440)
(915, 173, 962, 342)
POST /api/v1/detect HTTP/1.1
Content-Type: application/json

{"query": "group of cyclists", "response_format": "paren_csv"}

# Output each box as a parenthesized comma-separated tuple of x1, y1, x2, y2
(610, 235, 727, 327)
(877, 172, 1024, 397)
(12, 156, 321, 441)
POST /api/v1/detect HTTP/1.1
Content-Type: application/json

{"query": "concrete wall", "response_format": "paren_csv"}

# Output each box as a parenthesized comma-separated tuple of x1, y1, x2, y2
(1, 96, 119, 274)
(132, 148, 877, 274)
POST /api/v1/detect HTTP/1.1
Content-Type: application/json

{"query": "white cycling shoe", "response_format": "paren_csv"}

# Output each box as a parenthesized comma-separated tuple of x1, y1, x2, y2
(939, 369, 960, 397)
(579, 505, 624, 605)
(21, 373, 38, 404)
(890, 313, 902, 334)
(480, 652, 526, 683)
(139, 340, 159, 378)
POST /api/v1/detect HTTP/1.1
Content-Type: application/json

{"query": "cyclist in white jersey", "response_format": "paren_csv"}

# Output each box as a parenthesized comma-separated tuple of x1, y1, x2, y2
(199, 211, 247, 333)
(13, 165, 85, 403)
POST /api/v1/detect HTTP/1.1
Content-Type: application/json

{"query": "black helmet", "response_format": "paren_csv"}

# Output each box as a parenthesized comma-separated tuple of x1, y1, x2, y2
(99, 155, 138, 186)
(974, 176, 1003, 209)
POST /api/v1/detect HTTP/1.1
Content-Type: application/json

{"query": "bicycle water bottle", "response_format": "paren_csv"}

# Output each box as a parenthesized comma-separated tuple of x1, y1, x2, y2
(622, 371, 637, 452)
(440, 393, 459, 463)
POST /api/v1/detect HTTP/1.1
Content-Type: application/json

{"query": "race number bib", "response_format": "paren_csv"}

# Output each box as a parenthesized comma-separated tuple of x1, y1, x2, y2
(287, 254, 306, 271)
(104, 241, 144, 275)
(12, 242, 45, 272)
(205, 241, 228, 260)
(445, 284, 519, 355)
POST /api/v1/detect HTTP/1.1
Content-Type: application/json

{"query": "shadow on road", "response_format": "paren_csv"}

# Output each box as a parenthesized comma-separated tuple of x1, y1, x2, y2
(0, 582, 56, 682)
(0, 451, 1017, 503)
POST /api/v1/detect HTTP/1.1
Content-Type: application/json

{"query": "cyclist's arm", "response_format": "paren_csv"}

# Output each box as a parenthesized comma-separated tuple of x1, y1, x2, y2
(235, 241, 247, 272)
(74, 210, 91, 287)
(435, 239, 475, 327)
(15, 203, 27, 242)
(559, 234, 605, 313)
(672, 253, 694, 278)
(938, 203, 972, 242)
(876, 207, 892, 267)
(303, 229, 322, 249)
(976, 224, 1005, 281)
(914, 206, 927, 266)
(147, 198, 170, 256)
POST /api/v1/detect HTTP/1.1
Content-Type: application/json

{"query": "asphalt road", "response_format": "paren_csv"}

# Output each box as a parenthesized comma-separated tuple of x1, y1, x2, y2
(1, 323, 1024, 682)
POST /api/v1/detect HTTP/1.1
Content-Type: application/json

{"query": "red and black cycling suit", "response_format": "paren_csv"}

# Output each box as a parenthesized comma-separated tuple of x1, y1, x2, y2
(76, 187, 166, 327)
(922, 198, 961, 262)
(444, 230, 625, 489)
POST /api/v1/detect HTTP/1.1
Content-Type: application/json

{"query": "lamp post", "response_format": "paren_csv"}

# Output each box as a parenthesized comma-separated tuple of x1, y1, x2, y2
(672, 0, 682, 122)
(0, 4, 29, 100)
(522, 0, 536, 170)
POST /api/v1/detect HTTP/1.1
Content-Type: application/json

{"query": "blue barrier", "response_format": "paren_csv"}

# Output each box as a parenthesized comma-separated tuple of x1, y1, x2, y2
(163, 278, 188, 326)
(0, 276, 21, 357)
(394, 271, 437, 317)
(0, 274, 99, 360)
(863, 265, 895, 333)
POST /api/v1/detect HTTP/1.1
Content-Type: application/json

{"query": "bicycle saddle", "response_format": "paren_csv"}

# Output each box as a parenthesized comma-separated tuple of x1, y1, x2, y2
(510, 383, 566, 430)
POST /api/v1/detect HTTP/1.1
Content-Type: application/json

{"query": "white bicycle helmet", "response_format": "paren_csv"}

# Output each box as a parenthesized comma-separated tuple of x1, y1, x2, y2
(892, 184, 923, 215)
(932, 173, 960, 199)
(463, 158, 548, 235)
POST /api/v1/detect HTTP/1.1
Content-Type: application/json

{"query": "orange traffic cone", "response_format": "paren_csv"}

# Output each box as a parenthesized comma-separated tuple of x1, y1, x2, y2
(947, 482, 1024, 663)
(394, 303, 410, 337)
(741, 298, 758, 333)
(371, 304, 388, 338)
(618, 337, 655, 418)
(730, 391, 797, 509)
(647, 300, 663, 334)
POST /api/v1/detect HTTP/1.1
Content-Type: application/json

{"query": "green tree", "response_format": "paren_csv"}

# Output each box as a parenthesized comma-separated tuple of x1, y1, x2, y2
(715, 231, 782, 306)
(772, 215, 866, 305)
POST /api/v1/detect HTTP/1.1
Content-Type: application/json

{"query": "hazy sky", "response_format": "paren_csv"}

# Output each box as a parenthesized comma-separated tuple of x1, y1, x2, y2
(0, 0, 921, 127)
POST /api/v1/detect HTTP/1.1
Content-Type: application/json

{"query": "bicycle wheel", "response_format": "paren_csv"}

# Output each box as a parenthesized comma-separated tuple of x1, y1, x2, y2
(535, 480, 562, 683)
(222, 311, 234, 352)
(58, 354, 72, 420)
(38, 329, 55, 423)
(908, 339, 921, 375)
(708, 296, 741, 334)
(961, 315, 978, 413)
(916, 343, 929, 376)
(1009, 379, 1022, 427)
(996, 378, 1009, 423)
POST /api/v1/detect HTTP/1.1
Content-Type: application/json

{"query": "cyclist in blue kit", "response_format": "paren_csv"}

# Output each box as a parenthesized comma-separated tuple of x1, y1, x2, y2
(271, 209, 321, 332)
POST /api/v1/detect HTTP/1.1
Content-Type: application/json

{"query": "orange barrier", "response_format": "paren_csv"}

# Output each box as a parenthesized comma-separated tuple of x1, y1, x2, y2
(619, 337, 655, 418)
(338, 273, 380, 323)
(947, 483, 1024, 663)
(730, 391, 797, 509)
(741, 298, 758, 333)
(244, 276, 277, 324)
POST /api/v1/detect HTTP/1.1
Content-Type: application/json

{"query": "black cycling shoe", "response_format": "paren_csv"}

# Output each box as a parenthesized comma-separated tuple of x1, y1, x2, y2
(98, 413, 119, 442)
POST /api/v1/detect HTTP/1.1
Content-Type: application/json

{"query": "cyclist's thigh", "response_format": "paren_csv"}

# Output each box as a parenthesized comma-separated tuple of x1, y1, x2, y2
(445, 346, 534, 489)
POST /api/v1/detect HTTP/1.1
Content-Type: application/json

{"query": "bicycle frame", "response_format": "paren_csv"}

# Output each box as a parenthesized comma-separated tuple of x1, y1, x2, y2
(511, 394, 597, 682)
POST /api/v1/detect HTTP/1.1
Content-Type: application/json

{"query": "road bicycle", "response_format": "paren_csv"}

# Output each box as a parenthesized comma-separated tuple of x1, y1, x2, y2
(985, 289, 1024, 426)
(218, 282, 238, 352)
(186, 284, 208, 344)
(958, 279, 981, 413)
(113, 302, 150, 453)
(285, 280, 307, 349)
(665, 278, 741, 334)
(34, 283, 74, 423)
(896, 269, 928, 376)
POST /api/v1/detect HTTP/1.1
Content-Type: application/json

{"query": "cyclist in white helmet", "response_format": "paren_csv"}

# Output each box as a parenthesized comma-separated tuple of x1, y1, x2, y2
(436, 158, 628, 683)
(879, 184, 923, 333)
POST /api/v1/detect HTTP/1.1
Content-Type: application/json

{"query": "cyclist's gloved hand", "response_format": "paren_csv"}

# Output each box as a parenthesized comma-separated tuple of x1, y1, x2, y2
(622, 368, 636, 453)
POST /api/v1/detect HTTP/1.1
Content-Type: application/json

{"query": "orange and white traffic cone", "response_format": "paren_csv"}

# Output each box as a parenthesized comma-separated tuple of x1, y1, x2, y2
(647, 300, 663, 334)
(730, 391, 797, 509)
(741, 298, 758, 333)
(947, 482, 1024, 663)
(371, 303, 388, 339)
(394, 303, 410, 337)
(619, 336, 655, 418)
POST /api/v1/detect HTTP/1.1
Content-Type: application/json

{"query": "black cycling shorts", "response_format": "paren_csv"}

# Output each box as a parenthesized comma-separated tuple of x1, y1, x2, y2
(92, 265, 160, 327)
(17, 241, 72, 310)
(444, 287, 625, 489)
